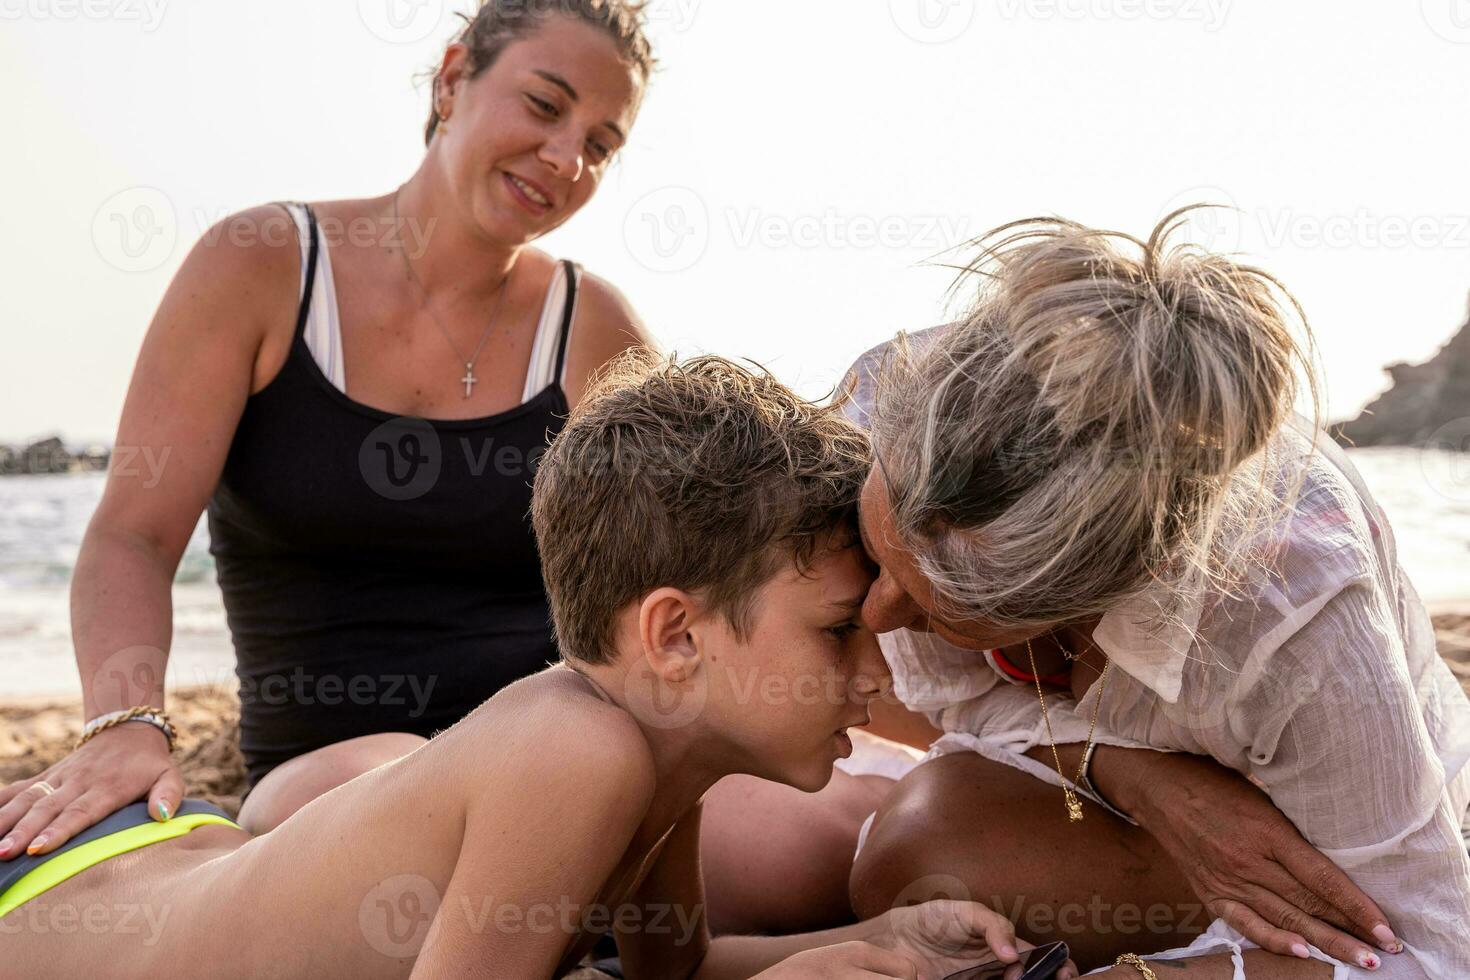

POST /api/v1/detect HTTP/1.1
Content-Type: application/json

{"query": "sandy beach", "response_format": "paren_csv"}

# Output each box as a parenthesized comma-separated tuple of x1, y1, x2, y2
(0, 683, 248, 814)
(5, 612, 1470, 819)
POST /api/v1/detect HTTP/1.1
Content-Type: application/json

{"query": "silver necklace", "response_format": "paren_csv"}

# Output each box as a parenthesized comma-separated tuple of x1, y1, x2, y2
(391, 188, 516, 398)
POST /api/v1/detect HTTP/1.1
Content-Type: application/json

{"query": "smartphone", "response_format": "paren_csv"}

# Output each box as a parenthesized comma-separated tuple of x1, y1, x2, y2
(940, 941, 1070, 980)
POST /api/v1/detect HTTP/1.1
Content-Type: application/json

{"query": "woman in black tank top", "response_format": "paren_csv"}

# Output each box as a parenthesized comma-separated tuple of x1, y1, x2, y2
(209, 207, 584, 786)
(6, 2, 910, 943)
(18, 4, 655, 829)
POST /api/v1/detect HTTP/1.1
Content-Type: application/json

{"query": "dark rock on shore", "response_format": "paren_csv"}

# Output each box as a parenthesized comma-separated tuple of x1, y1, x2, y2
(0, 436, 109, 475)
(1334, 296, 1470, 449)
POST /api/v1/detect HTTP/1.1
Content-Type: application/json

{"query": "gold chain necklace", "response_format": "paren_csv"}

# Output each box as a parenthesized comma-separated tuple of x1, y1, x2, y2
(1025, 635, 1111, 822)
(391, 187, 516, 398)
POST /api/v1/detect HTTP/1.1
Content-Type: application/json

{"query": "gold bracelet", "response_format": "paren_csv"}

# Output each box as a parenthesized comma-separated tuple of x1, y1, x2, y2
(1115, 953, 1159, 980)
(75, 706, 176, 752)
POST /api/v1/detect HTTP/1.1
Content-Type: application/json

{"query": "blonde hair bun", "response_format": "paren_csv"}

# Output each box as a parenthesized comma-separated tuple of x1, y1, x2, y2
(870, 206, 1318, 630)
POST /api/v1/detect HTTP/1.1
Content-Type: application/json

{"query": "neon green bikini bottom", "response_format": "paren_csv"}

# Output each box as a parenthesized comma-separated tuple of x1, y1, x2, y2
(0, 799, 236, 918)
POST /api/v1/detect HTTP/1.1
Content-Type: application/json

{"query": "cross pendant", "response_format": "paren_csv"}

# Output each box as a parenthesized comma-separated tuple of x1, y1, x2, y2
(461, 364, 477, 399)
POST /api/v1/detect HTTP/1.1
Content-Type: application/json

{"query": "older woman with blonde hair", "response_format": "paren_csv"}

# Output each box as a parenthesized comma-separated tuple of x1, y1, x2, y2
(843, 211, 1470, 979)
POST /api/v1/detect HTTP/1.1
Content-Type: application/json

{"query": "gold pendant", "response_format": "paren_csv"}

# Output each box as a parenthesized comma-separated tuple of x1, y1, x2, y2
(1066, 797, 1084, 822)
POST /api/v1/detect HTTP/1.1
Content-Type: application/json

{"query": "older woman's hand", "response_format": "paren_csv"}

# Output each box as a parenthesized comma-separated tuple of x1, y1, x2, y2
(1092, 746, 1398, 971)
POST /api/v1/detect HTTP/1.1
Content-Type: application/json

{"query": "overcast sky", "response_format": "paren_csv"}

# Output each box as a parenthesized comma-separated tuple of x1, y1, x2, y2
(3, 0, 1469, 443)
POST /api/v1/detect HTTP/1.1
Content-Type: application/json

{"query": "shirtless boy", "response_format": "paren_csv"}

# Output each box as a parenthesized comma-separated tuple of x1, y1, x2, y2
(1, 352, 1051, 979)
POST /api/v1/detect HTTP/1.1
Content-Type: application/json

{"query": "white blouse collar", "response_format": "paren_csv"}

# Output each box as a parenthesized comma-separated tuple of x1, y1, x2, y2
(1091, 585, 1204, 705)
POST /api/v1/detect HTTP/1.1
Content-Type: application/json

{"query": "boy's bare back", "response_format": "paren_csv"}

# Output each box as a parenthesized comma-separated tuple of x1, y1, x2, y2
(8, 667, 682, 978)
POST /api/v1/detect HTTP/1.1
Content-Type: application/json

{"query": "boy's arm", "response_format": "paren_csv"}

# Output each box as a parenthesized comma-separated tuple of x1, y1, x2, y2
(612, 799, 711, 979)
(617, 800, 889, 979)
(410, 708, 656, 980)
(619, 803, 1023, 980)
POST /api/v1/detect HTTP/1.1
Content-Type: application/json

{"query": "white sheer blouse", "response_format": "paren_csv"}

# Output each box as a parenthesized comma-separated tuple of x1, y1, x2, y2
(844, 337, 1470, 979)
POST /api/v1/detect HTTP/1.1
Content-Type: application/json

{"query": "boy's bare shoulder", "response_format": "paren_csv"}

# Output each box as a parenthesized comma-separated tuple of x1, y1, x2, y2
(485, 667, 657, 809)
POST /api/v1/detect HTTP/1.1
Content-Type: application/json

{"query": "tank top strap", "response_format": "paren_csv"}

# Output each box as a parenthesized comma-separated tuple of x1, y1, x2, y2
(521, 259, 583, 401)
(553, 258, 581, 386)
(283, 202, 575, 402)
(285, 201, 320, 343)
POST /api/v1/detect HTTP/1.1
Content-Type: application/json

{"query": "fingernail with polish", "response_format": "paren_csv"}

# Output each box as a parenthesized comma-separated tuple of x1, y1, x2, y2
(1290, 943, 1310, 959)
(1358, 951, 1381, 970)
(1372, 924, 1403, 954)
(157, 802, 170, 821)
(26, 835, 48, 855)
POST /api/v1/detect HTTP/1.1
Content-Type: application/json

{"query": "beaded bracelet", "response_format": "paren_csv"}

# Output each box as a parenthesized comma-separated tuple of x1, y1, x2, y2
(75, 706, 177, 752)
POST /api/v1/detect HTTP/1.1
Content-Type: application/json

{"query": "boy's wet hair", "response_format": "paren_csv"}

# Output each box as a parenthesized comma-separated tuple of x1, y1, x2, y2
(532, 350, 870, 665)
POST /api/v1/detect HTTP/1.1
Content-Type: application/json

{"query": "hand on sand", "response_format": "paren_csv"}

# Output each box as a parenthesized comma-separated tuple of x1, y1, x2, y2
(0, 722, 182, 860)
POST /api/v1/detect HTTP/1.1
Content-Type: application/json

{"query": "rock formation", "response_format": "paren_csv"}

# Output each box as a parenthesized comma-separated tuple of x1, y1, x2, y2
(1335, 295, 1470, 449)
(0, 437, 109, 475)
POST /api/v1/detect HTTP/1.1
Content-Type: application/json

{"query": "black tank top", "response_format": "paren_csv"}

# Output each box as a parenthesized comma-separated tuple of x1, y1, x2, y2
(207, 204, 574, 786)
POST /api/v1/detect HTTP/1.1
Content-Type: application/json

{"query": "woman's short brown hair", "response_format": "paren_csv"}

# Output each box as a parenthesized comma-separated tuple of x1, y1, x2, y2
(532, 351, 870, 665)
(425, 0, 656, 145)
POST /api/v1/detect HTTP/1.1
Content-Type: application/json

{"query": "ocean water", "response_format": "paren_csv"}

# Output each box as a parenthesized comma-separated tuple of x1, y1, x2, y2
(0, 473, 233, 698)
(2, 449, 1468, 697)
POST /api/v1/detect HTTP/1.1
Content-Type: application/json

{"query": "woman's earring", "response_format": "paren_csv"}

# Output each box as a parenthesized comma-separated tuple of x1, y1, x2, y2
(436, 84, 451, 132)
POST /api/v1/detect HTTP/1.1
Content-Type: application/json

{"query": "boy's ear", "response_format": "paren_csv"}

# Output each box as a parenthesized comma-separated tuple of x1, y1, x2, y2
(638, 587, 703, 682)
